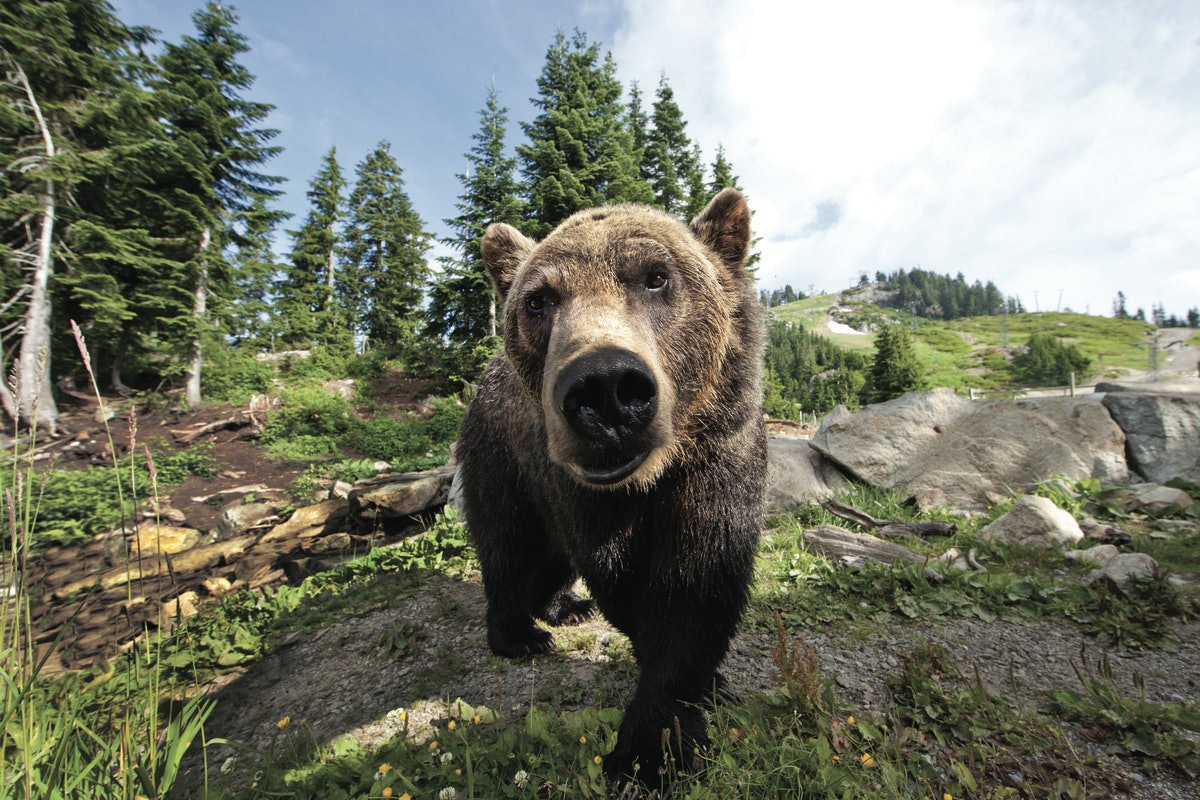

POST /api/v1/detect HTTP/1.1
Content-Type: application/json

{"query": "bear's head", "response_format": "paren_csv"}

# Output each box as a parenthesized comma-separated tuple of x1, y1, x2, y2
(480, 189, 757, 491)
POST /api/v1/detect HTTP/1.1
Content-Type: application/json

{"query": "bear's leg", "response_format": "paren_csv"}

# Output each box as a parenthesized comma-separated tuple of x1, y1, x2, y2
(476, 525, 559, 657)
(603, 605, 736, 791)
(532, 555, 596, 626)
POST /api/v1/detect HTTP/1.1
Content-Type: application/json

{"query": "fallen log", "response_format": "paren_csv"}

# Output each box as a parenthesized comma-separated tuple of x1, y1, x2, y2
(820, 497, 957, 538)
(802, 524, 944, 582)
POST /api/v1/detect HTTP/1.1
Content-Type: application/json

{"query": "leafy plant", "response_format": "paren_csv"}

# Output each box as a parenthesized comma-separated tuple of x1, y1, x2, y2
(1048, 651, 1200, 778)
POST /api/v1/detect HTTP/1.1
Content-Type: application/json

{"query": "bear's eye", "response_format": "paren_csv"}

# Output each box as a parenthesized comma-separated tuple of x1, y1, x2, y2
(645, 267, 669, 291)
(524, 292, 547, 317)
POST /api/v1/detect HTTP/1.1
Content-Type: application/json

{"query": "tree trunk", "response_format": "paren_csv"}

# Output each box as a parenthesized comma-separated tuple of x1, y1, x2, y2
(185, 226, 211, 407)
(12, 59, 59, 434)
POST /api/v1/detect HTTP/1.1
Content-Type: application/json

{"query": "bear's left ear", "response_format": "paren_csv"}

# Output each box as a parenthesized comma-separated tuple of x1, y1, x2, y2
(690, 188, 751, 270)
(481, 222, 536, 301)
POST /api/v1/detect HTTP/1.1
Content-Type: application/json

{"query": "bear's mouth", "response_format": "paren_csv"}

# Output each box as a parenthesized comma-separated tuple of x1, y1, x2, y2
(574, 451, 648, 485)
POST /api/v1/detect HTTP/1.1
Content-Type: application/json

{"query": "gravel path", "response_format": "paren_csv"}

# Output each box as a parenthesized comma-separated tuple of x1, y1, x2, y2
(186, 572, 1200, 798)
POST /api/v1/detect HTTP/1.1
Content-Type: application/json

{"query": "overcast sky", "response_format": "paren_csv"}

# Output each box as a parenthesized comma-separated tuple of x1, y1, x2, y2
(112, 0, 1199, 319)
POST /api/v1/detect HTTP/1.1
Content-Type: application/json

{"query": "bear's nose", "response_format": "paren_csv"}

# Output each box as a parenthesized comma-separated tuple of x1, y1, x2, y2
(554, 349, 658, 444)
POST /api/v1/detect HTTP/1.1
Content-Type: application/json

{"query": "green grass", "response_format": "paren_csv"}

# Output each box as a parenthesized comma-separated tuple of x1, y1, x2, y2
(769, 292, 1162, 393)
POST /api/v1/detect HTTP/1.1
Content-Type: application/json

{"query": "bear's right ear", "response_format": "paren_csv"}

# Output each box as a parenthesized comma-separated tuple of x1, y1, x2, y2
(480, 223, 536, 301)
(690, 188, 751, 271)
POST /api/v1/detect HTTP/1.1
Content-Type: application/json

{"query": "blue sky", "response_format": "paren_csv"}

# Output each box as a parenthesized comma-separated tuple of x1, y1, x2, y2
(113, 0, 1199, 320)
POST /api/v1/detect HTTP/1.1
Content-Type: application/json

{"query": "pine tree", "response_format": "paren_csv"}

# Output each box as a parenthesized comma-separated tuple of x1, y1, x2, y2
(0, 0, 154, 429)
(342, 140, 432, 355)
(1012, 332, 1091, 386)
(708, 144, 742, 195)
(427, 87, 523, 355)
(224, 192, 286, 349)
(279, 147, 345, 351)
(862, 324, 927, 404)
(154, 1, 282, 404)
(643, 74, 700, 218)
(518, 29, 648, 236)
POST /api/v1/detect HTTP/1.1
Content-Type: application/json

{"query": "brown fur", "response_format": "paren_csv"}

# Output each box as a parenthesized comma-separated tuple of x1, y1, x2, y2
(457, 189, 765, 789)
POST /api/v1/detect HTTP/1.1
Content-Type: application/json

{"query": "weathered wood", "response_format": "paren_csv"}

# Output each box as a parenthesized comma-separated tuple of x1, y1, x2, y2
(801, 524, 943, 582)
(820, 498, 957, 537)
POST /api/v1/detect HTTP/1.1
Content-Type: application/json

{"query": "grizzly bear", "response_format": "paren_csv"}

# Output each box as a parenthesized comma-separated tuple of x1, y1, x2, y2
(456, 188, 765, 789)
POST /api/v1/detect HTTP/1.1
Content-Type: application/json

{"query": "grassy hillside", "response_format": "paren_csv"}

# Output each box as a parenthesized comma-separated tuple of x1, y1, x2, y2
(768, 290, 1162, 393)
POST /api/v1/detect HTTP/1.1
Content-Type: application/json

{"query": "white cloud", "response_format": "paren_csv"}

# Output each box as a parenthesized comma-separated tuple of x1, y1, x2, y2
(612, 0, 1200, 316)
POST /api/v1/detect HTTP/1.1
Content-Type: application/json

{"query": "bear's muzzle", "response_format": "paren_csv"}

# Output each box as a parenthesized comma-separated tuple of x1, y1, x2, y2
(552, 347, 659, 485)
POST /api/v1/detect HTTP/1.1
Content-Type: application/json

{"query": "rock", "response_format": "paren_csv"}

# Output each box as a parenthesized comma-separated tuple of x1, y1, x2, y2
(811, 389, 1129, 511)
(1064, 544, 1120, 567)
(54, 535, 257, 600)
(203, 576, 235, 596)
(765, 436, 850, 510)
(977, 495, 1084, 549)
(161, 590, 200, 620)
(104, 522, 202, 566)
(1098, 386, 1200, 484)
(260, 499, 351, 543)
(219, 501, 283, 537)
(350, 465, 455, 524)
(332, 480, 354, 499)
(1078, 517, 1132, 546)
(1082, 552, 1160, 596)
(1106, 483, 1194, 515)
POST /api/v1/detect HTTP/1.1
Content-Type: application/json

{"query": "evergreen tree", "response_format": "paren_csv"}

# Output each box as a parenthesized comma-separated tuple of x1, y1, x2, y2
(518, 29, 648, 236)
(279, 147, 345, 351)
(626, 80, 652, 189)
(708, 144, 742, 195)
(427, 87, 523, 356)
(644, 74, 700, 218)
(862, 324, 927, 404)
(342, 140, 432, 355)
(224, 192, 286, 349)
(0, 0, 154, 428)
(1012, 331, 1091, 386)
(154, 1, 282, 404)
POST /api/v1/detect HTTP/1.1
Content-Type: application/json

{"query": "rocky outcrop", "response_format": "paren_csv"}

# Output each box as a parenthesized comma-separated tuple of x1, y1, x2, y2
(810, 389, 1129, 511)
(1097, 382, 1200, 484)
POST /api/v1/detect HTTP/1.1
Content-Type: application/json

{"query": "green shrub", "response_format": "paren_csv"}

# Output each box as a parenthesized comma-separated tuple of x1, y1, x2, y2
(421, 397, 465, 444)
(261, 386, 356, 444)
(349, 417, 430, 463)
(201, 347, 276, 404)
(279, 345, 351, 381)
(6, 447, 216, 548)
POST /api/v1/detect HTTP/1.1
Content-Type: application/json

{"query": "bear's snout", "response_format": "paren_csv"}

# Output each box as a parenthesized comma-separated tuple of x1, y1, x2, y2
(552, 348, 659, 484)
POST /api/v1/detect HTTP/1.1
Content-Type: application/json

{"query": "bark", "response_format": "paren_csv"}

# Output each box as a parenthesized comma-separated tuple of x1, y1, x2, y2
(185, 226, 211, 407)
(10, 59, 59, 434)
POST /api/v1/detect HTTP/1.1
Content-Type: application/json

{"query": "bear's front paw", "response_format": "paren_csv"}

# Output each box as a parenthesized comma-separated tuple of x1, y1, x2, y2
(487, 621, 554, 657)
(538, 591, 597, 626)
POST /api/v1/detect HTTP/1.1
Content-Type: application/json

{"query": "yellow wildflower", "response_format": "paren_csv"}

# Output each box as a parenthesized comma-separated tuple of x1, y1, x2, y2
(276, 716, 291, 730)
(594, 755, 602, 765)
(846, 715, 855, 725)
(429, 740, 439, 751)
(473, 714, 482, 725)
(944, 794, 954, 800)
(860, 753, 875, 767)
(382, 789, 393, 799)
(399, 795, 412, 800)
(378, 763, 392, 775)
(448, 719, 457, 731)
(579, 735, 587, 744)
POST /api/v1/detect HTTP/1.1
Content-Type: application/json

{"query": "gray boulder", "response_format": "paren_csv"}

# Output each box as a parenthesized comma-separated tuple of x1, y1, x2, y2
(766, 436, 850, 510)
(811, 389, 1128, 511)
(977, 495, 1084, 549)
(1098, 384, 1200, 484)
